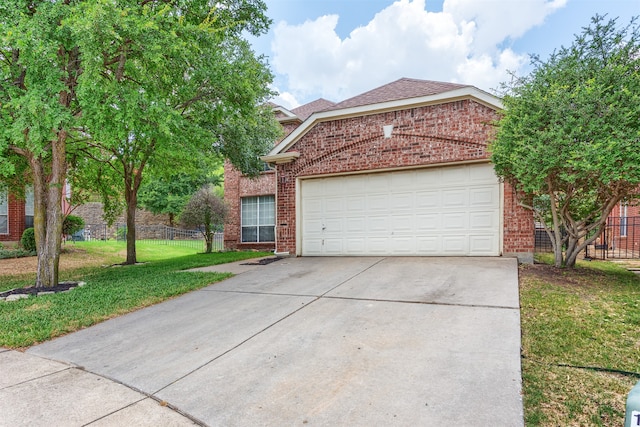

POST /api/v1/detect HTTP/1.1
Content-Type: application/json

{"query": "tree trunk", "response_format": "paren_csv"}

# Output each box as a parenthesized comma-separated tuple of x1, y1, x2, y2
(124, 184, 137, 265)
(205, 232, 213, 253)
(30, 156, 47, 287)
(34, 131, 67, 287)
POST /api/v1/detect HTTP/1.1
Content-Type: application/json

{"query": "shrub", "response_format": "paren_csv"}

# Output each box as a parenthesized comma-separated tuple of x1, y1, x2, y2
(20, 228, 36, 252)
(0, 248, 36, 259)
(63, 215, 85, 236)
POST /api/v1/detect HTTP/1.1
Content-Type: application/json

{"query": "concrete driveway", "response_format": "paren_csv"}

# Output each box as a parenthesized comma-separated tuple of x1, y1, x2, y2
(26, 257, 523, 426)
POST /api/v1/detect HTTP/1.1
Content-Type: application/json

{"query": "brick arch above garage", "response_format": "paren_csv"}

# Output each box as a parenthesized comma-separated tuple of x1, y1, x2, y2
(278, 99, 498, 179)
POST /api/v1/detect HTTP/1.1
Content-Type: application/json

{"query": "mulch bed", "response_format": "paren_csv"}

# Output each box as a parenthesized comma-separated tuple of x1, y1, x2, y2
(0, 281, 81, 298)
(240, 257, 283, 266)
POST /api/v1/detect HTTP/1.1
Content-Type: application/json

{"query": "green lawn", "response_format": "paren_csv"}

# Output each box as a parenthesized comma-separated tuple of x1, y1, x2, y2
(0, 242, 271, 348)
(520, 255, 640, 426)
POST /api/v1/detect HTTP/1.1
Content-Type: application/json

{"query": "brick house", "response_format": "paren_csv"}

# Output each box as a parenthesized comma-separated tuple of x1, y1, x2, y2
(598, 201, 640, 254)
(225, 78, 535, 262)
(0, 191, 30, 242)
(1, 185, 71, 243)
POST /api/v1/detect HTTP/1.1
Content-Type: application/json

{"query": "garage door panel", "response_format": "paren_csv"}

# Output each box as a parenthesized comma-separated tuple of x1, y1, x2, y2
(346, 238, 366, 253)
(345, 217, 366, 233)
(324, 218, 343, 233)
(390, 171, 417, 190)
(367, 237, 390, 253)
(367, 216, 389, 233)
(470, 186, 499, 206)
(415, 213, 441, 230)
(323, 239, 344, 254)
(442, 189, 468, 207)
(304, 239, 323, 255)
(368, 173, 391, 191)
(325, 197, 344, 213)
(391, 215, 414, 231)
(442, 235, 468, 254)
(415, 191, 441, 209)
(470, 211, 498, 229)
(343, 175, 366, 194)
(391, 192, 413, 210)
(441, 212, 468, 230)
(367, 195, 389, 211)
(304, 199, 322, 216)
(440, 166, 468, 183)
(390, 237, 416, 254)
(347, 196, 365, 212)
(301, 164, 500, 256)
(416, 236, 440, 253)
(303, 219, 324, 235)
(470, 235, 497, 254)
(470, 163, 498, 182)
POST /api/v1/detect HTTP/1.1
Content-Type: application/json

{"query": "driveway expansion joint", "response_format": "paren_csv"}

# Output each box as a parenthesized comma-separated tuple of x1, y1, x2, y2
(0, 365, 74, 391)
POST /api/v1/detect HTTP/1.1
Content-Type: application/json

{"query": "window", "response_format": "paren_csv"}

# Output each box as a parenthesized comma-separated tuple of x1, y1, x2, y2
(620, 203, 628, 237)
(0, 189, 7, 234)
(25, 186, 34, 229)
(241, 195, 275, 242)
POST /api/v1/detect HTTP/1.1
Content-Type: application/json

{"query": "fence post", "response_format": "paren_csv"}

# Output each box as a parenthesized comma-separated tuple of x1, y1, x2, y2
(625, 381, 640, 427)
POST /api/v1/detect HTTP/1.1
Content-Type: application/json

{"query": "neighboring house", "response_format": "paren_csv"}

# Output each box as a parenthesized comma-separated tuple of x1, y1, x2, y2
(599, 200, 640, 253)
(223, 99, 336, 251)
(0, 185, 71, 243)
(226, 78, 535, 262)
(0, 187, 33, 242)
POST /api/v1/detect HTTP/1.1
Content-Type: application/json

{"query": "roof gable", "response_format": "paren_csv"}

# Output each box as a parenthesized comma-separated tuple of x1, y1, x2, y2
(263, 78, 503, 162)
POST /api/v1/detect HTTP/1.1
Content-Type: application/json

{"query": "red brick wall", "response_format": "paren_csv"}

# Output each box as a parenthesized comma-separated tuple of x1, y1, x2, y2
(502, 183, 534, 262)
(0, 194, 26, 242)
(223, 161, 276, 251)
(274, 99, 534, 260)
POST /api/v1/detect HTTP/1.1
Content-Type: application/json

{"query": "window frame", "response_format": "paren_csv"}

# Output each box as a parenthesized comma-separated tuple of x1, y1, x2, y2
(240, 195, 275, 243)
(0, 189, 8, 235)
(25, 186, 34, 229)
(620, 203, 628, 237)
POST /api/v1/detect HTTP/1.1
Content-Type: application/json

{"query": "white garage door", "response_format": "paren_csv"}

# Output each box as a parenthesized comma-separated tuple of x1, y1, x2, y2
(301, 163, 501, 256)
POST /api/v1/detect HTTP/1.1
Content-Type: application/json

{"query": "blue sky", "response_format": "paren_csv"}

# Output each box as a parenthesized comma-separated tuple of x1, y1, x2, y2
(248, 0, 639, 109)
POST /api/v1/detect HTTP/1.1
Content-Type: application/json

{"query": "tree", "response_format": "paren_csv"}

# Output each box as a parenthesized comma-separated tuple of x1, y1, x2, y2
(491, 15, 640, 268)
(0, 1, 82, 287)
(180, 186, 227, 253)
(74, 0, 282, 265)
(138, 164, 223, 227)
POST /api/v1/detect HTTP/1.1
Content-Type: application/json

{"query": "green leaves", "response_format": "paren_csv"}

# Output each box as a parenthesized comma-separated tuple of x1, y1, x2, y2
(491, 15, 640, 267)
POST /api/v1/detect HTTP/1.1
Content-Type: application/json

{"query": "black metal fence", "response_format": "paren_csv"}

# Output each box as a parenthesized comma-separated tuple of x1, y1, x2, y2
(535, 217, 640, 260)
(71, 223, 223, 252)
(534, 224, 566, 253)
(585, 216, 640, 260)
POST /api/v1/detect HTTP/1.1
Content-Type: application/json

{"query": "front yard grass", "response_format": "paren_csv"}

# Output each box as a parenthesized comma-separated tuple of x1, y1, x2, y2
(0, 243, 271, 348)
(520, 255, 640, 426)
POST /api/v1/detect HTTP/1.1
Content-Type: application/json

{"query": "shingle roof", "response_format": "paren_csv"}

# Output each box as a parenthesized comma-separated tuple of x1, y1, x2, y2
(291, 98, 336, 121)
(325, 78, 470, 111)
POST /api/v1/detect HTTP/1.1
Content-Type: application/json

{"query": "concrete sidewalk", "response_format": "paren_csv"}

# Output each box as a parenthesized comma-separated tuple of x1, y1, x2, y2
(0, 348, 197, 426)
(5, 256, 523, 426)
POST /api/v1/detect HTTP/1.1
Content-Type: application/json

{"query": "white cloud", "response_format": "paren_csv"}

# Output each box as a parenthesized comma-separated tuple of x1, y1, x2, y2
(270, 88, 300, 110)
(444, 0, 567, 53)
(270, 0, 566, 104)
